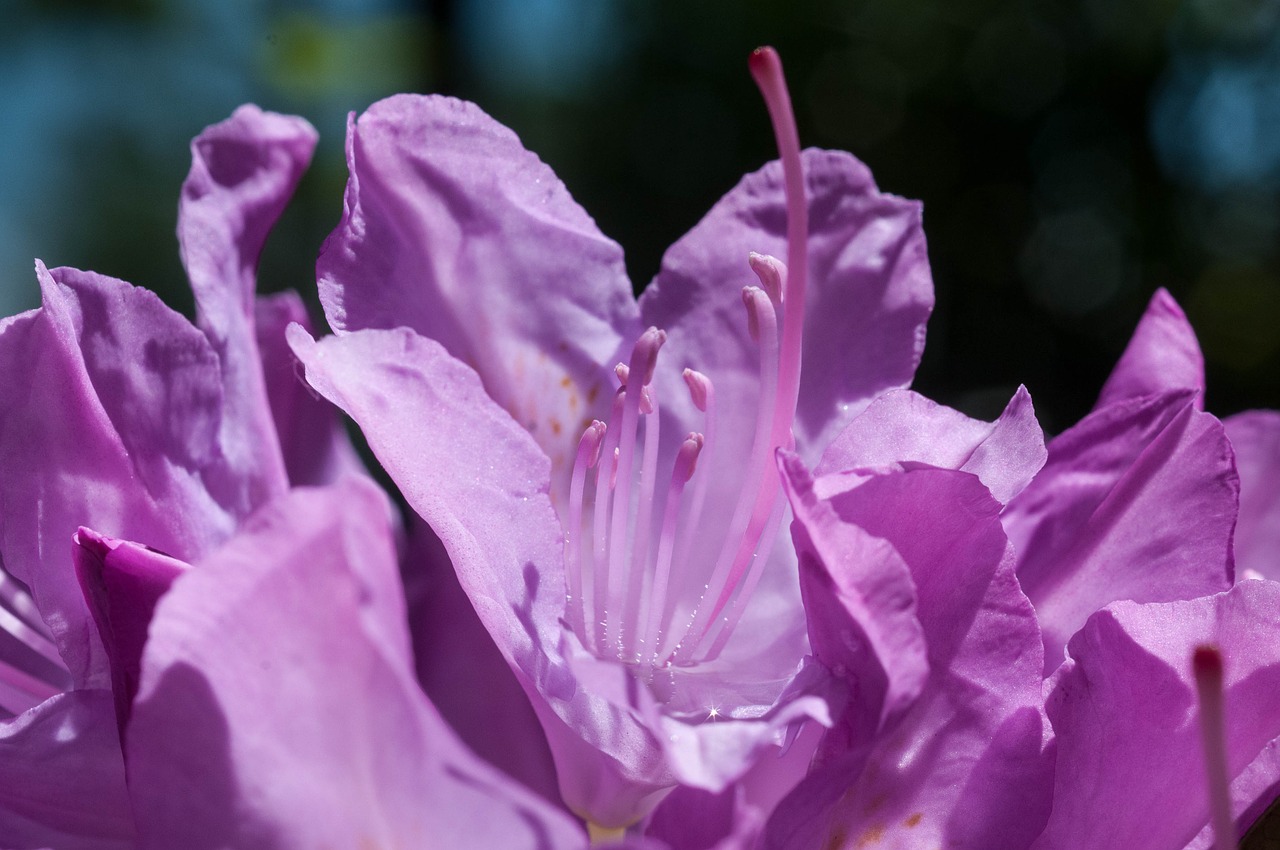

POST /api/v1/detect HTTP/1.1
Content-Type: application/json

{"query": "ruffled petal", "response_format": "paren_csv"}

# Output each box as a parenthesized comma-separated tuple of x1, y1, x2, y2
(403, 515, 562, 806)
(317, 94, 639, 482)
(73, 529, 188, 734)
(766, 465, 1051, 850)
(1003, 390, 1237, 670)
(1095, 288, 1205, 410)
(1032, 581, 1280, 850)
(178, 106, 316, 512)
(779, 453, 927, 753)
(817, 386, 1046, 504)
(1224, 410, 1280, 581)
(292, 325, 827, 827)
(289, 325, 670, 825)
(253, 291, 364, 487)
(0, 690, 134, 849)
(640, 148, 933, 469)
(0, 264, 240, 687)
(127, 480, 586, 849)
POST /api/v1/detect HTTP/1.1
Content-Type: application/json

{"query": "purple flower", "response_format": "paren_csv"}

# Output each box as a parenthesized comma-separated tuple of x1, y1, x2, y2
(289, 48, 934, 828)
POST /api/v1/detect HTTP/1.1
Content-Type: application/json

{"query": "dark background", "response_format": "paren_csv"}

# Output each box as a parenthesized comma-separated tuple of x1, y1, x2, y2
(4, 0, 1278, 433)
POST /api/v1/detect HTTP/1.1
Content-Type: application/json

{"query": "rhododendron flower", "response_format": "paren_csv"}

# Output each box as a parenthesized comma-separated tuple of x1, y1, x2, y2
(290, 47, 934, 829)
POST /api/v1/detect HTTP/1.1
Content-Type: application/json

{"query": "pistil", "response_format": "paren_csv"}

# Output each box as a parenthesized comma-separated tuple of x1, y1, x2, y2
(1194, 644, 1237, 850)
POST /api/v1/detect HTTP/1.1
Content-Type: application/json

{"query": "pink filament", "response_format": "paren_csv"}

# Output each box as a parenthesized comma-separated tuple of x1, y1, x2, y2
(590, 392, 626, 653)
(566, 420, 606, 639)
(622, 388, 662, 660)
(668, 286, 780, 663)
(643, 433, 704, 662)
(606, 329, 666, 655)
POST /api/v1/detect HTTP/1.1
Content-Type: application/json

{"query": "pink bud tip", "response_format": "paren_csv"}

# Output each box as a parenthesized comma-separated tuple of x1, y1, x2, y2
(615, 363, 630, 386)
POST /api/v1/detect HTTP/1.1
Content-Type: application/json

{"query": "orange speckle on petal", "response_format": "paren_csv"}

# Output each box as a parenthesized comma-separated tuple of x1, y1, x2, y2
(904, 812, 923, 828)
(855, 824, 884, 847)
(560, 375, 573, 388)
(551, 417, 563, 436)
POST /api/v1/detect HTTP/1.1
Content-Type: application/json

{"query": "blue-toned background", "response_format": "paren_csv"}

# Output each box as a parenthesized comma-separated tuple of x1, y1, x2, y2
(3, 0, 1278, 430)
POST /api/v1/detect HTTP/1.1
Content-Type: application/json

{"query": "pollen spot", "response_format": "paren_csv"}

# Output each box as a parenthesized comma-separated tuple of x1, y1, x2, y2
(560, 376, 572, 388)
(863, 792, 888, 815)
(904, 812, 923, 828)
(551, 417, 563, 435)
(855, 824, 884, 847)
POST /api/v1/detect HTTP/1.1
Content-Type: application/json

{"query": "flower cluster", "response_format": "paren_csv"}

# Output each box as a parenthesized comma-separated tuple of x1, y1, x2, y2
(0, 48, 1277, 850)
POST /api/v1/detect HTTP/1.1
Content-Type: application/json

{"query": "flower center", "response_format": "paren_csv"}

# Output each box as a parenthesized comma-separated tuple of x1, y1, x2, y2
(562, 46, 809, 676)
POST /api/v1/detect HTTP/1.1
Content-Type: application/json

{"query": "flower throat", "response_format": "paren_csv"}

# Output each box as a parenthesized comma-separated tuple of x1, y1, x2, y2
(563, 47, 809, 673)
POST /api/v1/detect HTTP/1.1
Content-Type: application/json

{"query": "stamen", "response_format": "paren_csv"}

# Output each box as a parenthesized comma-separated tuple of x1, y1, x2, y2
(621, 385, 662, 660)
(643, 433, 704, 662)
(617, 363, 654, 414)
(743, 287, 762, 343)
(591, 393, 626, 653)
(677, 48, 809, 654)
(700, 483, 789, 663)
(1194, 645, 1236, 850)
(677, 368, 716, 556)
(606, 329, 666, 654)
(748, 252, 786, 305)
(666, 287, 780, 663)
(566, 420, 607, 640)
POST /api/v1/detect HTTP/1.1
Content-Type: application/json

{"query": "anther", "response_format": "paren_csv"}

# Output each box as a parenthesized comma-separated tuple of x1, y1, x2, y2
(743, 286, 767, 343)
(682, 369, 712, 412)
(1194, 645, 1236, 850)
(580, 420, 607, 468)
(632, 327, 667, 386)
(749, 252, 786, 305)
